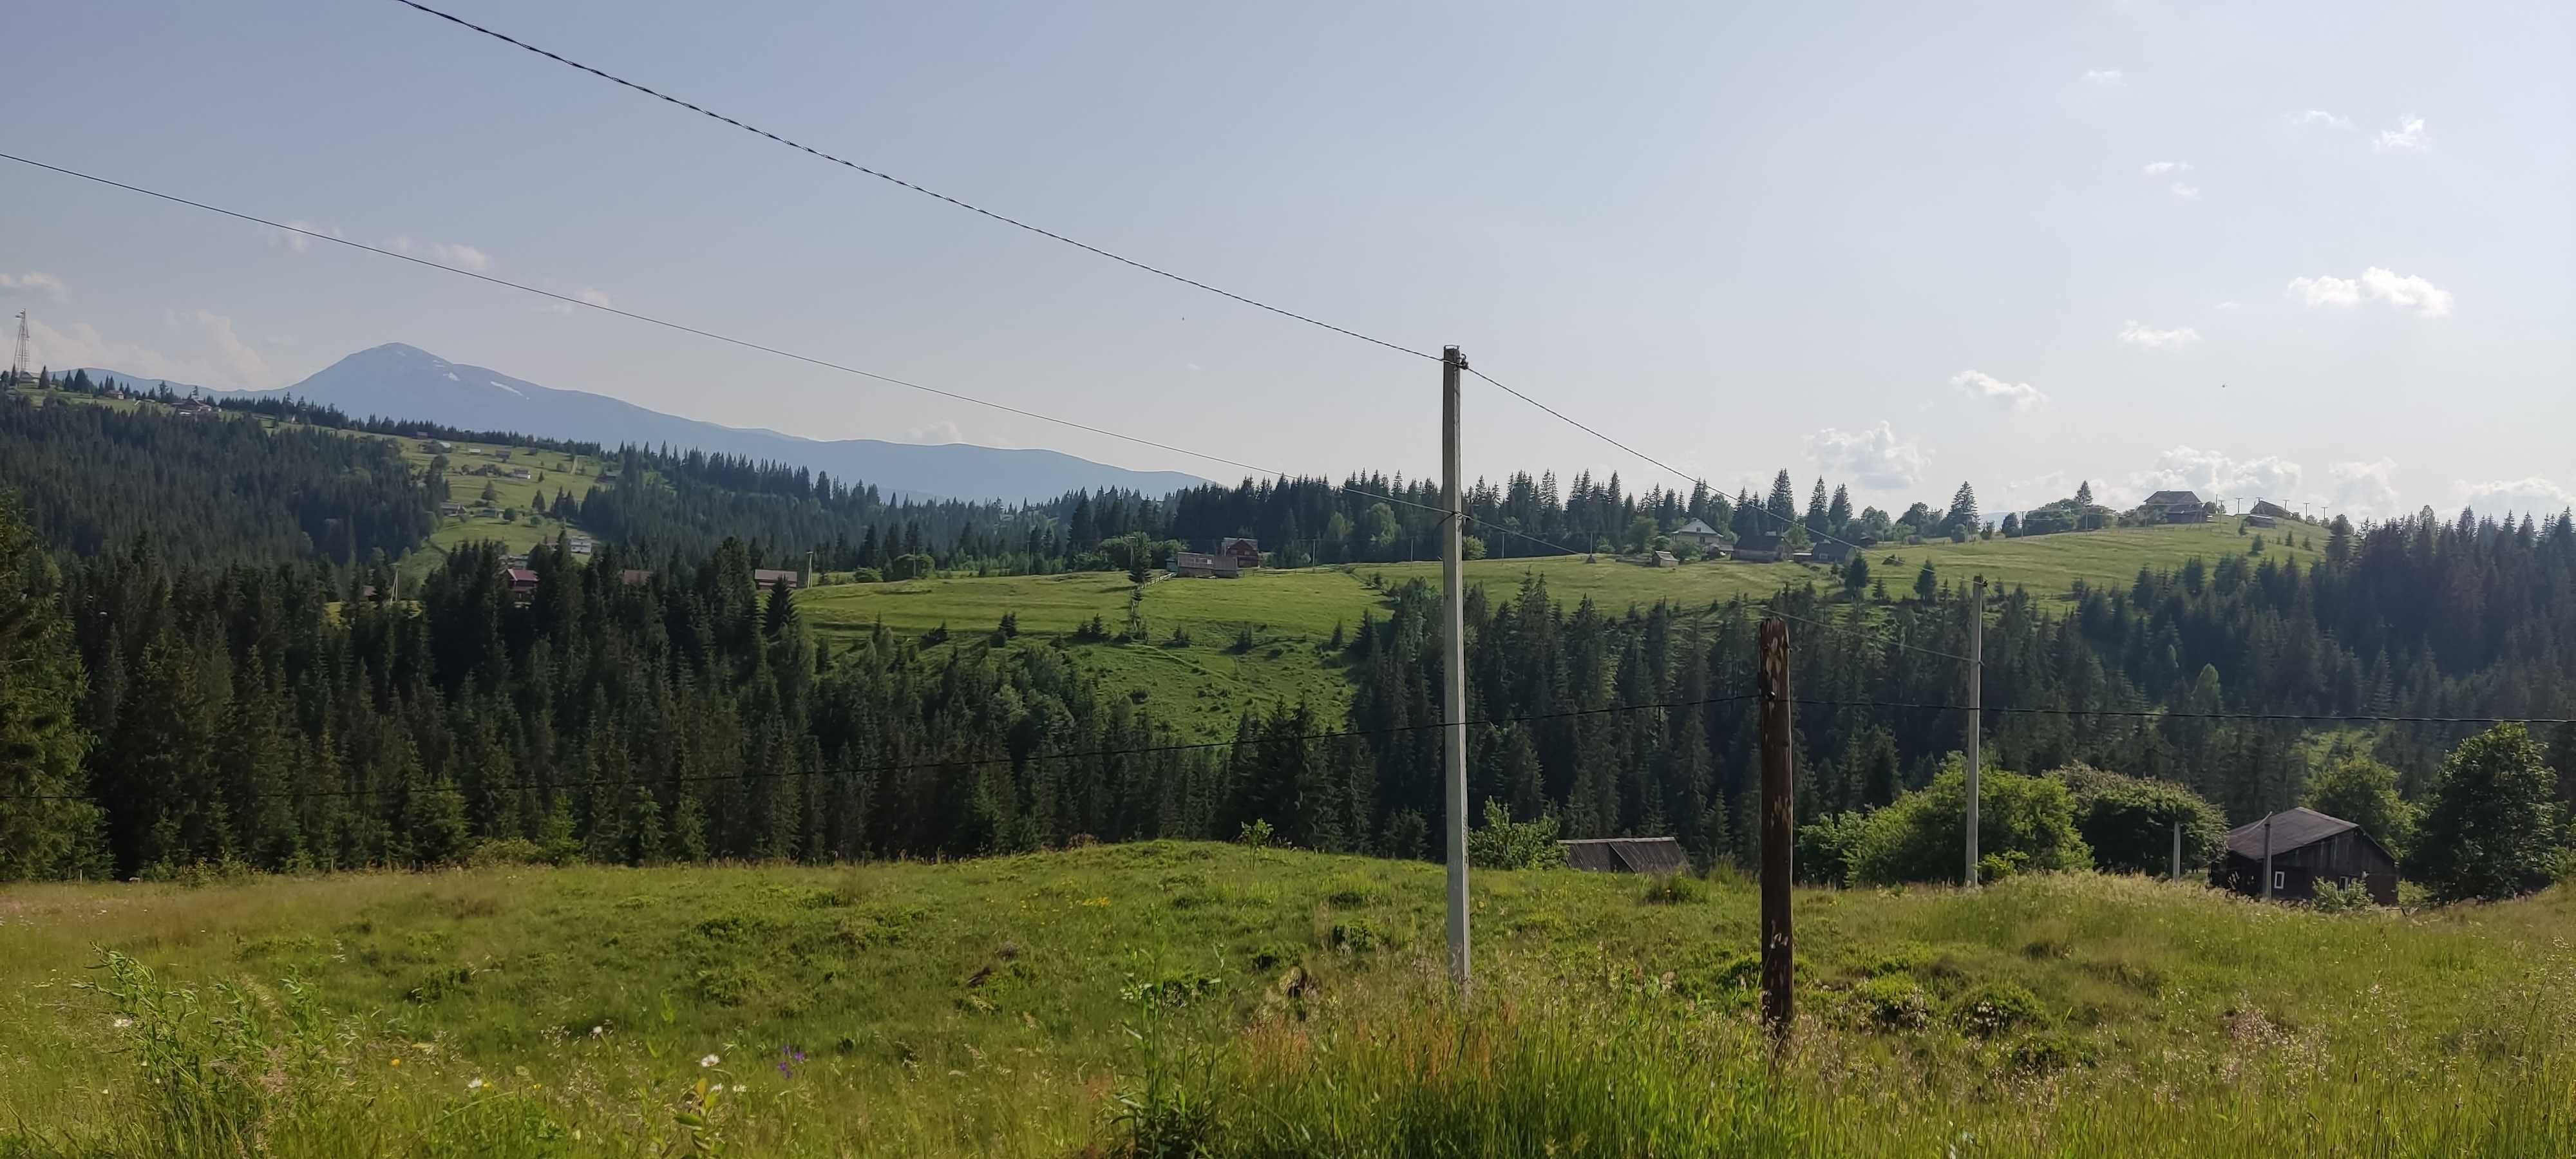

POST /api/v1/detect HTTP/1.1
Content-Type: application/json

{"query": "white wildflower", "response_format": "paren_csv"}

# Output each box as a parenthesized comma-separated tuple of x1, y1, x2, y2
(111, 1017, 132, 1029)
(730, 1083, 746, 1093)
(699, 1053, 720, 1068)
(467, 1077, 484, 1090)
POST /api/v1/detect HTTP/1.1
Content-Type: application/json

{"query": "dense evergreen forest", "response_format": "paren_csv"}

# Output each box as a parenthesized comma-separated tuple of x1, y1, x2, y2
(0, 388, 436, 567)
(3, 475, 2570, 883)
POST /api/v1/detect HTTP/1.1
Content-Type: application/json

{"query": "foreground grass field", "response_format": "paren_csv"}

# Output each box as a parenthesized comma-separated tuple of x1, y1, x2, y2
(800, 522, 2324, 740)
(3, 843, 2570, 1156)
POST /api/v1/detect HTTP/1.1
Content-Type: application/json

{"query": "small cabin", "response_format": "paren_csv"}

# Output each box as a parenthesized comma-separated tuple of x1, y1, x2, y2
(1172, 551, 1238, 579)
(1561, 836, 1690, 874)
(2211, 807, 2398, 905)
(1220, 537, 1262, 570)
(1730, 532, 1787, 563)
(1651, 549, 1678, 568)
(752, 568, 801, 592)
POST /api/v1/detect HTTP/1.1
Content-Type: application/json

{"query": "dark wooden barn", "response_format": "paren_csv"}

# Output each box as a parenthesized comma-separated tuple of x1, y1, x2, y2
(2210, 807, 2398, 904)
(1561, 837, 1690, 874)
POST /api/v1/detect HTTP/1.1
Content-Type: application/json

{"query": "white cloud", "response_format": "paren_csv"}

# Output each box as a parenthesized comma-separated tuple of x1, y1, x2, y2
(1948, 369, 2050, 413)
(2287, 109, 2354, 130)
(905, 420, 964, 445)
(2372, 115, 2428, 151)
(2286, 274, 2361, 308)
(383, 236, 492, 271)
(1803, 422, 1931, 490)
(2117, 321, 2201, 349)
(0, 272, 68, 301)
(2120, 447, 2302, 508)
(2213, 300, 2242, 312)
(2168, 182, 2201, 200)
(2325, 459, 2402, 520)
(180, 309, 274, 386)
(2455, 477, 2575, 518)
(574, 287, 613, 308)
(2081, 69, 2125, 88)
(272, 220, 341, 253)
(2140, 160, 2192, 176)
(23, 312, 276, 388)
(2356, 267, 2451, 317)
(1994, 470, 2068, 513)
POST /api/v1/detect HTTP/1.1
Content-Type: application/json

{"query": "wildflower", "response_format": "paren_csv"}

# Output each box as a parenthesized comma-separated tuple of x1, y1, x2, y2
(467, 1077, 485, 1091)
(589, 1024, 604, 1038)
(730, 1084, 746, 1093)
(111, 1017, 132, 1029)
(389, 1057, 401, 1067)
(699, 1053, 720, 1068)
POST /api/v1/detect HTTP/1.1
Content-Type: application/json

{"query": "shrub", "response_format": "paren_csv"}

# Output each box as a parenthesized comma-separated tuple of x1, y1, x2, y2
(1466, 799, 1565, 870)
(2310, 879, 2380, 914)
(1797, 810, 1871, 885)
(1850, 762, 2092, 885)
(1952, 981, 2049, 1037)
(2054, 764, 2226, 874)
(1853, 975, 1933, 1030)
(1236, 818, 1275, 847)
(1639, 874, 1703, 905)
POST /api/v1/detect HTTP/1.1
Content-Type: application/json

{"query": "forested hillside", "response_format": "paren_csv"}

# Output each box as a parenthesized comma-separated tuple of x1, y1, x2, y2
(0, 388, 436, 567)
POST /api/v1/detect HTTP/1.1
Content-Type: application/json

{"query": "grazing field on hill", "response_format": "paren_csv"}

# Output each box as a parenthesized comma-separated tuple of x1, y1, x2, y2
(1, 845, 2569, 1156)
(798, 522, 2326, 740)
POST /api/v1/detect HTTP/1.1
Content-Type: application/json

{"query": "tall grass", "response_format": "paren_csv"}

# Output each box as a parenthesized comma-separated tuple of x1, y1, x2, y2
(3, 845, 2571, 1156)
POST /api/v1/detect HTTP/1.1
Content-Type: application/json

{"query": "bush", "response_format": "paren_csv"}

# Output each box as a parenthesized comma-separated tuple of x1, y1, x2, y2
(1850, 762, 2092, 885)
(1466, 799, 1565, 870)
(1797, 810, 1872, 885)
(1853, 975, 1933, 1030)
(1952, 981, 2049, 1037)
(2310, 879, 2381, 914)
(1639, 875, 1703, 905)
(1236, 818, 1274, 847)
(2054, 764, 2226, 874)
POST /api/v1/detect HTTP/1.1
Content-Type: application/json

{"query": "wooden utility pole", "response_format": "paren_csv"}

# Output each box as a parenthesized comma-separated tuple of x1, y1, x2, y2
(1440, 346, 1471, 990)
(1965, 576, 1985, 887)
(2171, 819, 2183, 880)
(1757, 617, 1794, 1036)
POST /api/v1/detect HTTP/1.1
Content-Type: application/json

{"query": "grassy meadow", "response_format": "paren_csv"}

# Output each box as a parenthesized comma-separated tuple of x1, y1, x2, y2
(1, 843, 2570, 1156)
(798, 522, 2325, 740)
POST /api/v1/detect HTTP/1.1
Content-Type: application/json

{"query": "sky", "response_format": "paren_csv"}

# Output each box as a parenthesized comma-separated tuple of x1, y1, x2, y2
(5, 0, 2570, 522)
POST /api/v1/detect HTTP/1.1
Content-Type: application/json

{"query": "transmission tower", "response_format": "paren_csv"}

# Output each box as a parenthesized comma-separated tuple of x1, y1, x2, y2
(9, 312, 30, 383)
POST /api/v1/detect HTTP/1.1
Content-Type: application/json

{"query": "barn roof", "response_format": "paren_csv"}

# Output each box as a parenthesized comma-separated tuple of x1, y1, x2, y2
(1561, 837, 1690, 874)
(2223, 807, 2360, 860)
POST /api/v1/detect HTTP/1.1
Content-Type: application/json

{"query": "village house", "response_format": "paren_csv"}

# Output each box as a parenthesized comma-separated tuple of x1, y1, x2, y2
(2245, 513, 2278, 529)
(504, 567, 541, 599)
(1729, 531, 1788, 563)
(2249, 500, 2297, 521)
(2141, 489, 2209, 523)
(1561, 836, 1690, 874)
(1651, 549, 1678, 568)
(2210, 807, 2398, 905)
(1810, 536, 1866, 565)
(1220, 537, 1262, 570)
(1668, 518, 1729, 550)
(618, 569, 654, 586)
(568, 536, 593, 555)
(752, 568, 801, 592)
(1171, 551, 1239, 579)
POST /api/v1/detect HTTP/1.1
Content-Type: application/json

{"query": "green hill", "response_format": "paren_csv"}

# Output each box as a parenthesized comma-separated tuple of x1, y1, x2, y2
(799, 522, 2326, 740)
(2, 844, 2568, 1156)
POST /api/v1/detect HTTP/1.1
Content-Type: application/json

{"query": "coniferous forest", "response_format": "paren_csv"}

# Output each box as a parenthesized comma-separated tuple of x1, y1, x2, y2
(0, 376, 2571, 887)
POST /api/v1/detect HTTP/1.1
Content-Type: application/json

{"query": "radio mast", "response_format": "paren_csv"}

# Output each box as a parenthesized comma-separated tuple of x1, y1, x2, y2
(9, 311, 30, 382)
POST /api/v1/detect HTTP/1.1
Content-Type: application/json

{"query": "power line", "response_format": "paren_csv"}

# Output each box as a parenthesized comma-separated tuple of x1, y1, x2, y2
(1, 693, 1757, 804)
(0, 151, 1467, 529)
(1792, 698, 2575, 727)
(384, 0, 1438, 366)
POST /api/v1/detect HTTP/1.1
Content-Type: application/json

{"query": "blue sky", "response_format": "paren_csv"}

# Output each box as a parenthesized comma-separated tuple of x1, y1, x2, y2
(6, 0, 2568, 519)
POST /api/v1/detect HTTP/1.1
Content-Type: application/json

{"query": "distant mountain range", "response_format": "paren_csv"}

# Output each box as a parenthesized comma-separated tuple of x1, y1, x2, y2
(81, 344, 1209, 502)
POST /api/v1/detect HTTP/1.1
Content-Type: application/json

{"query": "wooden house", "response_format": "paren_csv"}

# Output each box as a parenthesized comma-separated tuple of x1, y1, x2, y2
(752, 568, 801, 592)
(1562, 837, 1690, 874)
(2141, 489, 2209, 523)
(1730, 532, 1787, 563)
(1172, 551, 1238, 579)
(1669, 518, 1729, 549)
(1220, 538, 1262, 570)
(2210, 807, 2398, 905)
(2249, 500, 2297, 521)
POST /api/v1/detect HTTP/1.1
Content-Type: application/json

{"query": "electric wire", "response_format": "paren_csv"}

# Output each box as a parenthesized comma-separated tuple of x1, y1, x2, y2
(385, 0, 1440, 366)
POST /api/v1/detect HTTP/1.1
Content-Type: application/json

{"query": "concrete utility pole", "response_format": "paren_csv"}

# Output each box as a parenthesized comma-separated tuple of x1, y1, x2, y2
(1965, 576, 1985, 887)
(1440, 346, 1471, 990)
(2260, 813, 2275, 900)
(1758, 617, 1795, 1036)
